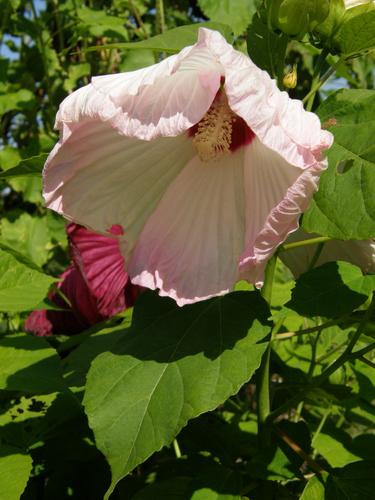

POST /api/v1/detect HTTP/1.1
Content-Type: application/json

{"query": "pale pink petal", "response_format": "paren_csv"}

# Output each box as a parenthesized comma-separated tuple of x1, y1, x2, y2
(238, 139, 325, 286)
(280, 229, 375, 277)
(43, 123, 195, 252)
(128, 151, 246, 306)
(195, 28, 333, 168)
(54, 44, 222, 141)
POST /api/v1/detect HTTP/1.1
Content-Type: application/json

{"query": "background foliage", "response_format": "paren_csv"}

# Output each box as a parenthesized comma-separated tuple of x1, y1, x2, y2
(0, 0, 374, 499)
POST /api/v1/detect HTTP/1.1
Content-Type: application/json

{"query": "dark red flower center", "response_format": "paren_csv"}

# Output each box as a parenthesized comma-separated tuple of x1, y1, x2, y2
(188, 90, 255, 161)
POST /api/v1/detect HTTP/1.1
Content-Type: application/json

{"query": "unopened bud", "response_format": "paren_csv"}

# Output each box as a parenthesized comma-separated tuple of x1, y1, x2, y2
(267, 0, 331, 38)
(283, 65, 297, 88)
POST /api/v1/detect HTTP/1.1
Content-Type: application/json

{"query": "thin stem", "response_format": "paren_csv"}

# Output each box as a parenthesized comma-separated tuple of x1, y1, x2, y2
(312, 407, 331, 459)
(316, 339, 348, 364)
(155, 0, 165, 34)
(351, 342, 375, 359)
(307, 325, 322, 379)
(307, 242, 325, 271)
(314, 295, 375, 384)
(358, 356, 375, 369)
(303, 65, 336, 108)
(257, 254, 277, 446)
(30, 0, 54, 129)
(275, 316, 353, 340)
(279, 236, 331, 253)
(173, 438, 182, 458)
(128, 0, 148, 38)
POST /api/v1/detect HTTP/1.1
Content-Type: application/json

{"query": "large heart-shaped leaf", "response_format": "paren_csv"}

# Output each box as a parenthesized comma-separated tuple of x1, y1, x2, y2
(83, 291, 270, 498)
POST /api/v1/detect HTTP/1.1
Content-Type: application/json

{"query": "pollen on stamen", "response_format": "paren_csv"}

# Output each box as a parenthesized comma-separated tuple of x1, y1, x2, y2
(192, 98, 235, 162)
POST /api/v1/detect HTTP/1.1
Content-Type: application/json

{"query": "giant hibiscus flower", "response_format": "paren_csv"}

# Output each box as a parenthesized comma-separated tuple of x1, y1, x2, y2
(43, 28, 333, 306)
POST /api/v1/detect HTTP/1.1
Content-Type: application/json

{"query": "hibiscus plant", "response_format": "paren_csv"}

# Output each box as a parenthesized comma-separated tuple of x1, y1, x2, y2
(0, 1, 374, 499)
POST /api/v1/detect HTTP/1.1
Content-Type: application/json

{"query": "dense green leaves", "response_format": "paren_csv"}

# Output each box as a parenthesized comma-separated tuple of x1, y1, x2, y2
(83, 291, 270, 497)
(86, 22, 232, 54)
(287, 261, 375, 318)
(247, 13, 288, 80)
(198, 0, 256, 35)
(0, 446, 32, 500)
(303, 89, 375, 239)
(0, 0, 374, 498)
(0, 248, 56, 312)
(334, 5, 375, 56)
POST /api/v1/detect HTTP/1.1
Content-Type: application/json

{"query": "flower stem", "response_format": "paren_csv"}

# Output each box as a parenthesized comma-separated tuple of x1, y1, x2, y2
(257, 254, 277, 446)
(279, 236, 331, 253)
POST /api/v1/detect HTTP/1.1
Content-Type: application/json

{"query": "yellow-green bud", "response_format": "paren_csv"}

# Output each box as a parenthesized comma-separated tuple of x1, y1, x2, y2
(283, 65, 298, 88)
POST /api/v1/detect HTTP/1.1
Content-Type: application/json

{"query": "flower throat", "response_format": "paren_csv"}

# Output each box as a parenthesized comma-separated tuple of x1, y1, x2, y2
(189, 92, 255, 162)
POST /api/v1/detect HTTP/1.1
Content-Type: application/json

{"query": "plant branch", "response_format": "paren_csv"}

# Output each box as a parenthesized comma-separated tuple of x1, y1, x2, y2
(279, 236, 331, 253)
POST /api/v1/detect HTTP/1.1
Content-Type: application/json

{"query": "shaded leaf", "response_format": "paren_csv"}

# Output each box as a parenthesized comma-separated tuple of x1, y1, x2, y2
(326, 460, 375, 499)
(83, 291, 270, 497)
(0, 333, 66, 394)
(286, 261, 375, 318)
(247, 12, 288, 80)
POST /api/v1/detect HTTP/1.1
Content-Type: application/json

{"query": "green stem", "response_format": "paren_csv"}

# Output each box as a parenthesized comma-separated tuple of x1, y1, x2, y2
(308, 242, 325, 271)
(314, 295, 375, 384)
(173, 438, 182, 458)
(312, 407, 331, 458)
(257, 254, 277, 446)
(30, 0, 54, 130)
(303, 65, 336, 110)
(351, 342, 375, 359)
(279, 236, 331, 253)
(275, 316, 354, 340)
(155, 0, 165, 34)
(359, 356, 375, 369)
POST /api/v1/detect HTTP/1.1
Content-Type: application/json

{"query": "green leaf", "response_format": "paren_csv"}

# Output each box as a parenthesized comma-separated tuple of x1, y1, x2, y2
(300, 475, 325, 500)
(336, 6, 375, 57)
(85, 22, 232, 54)
(83, 291, 270, 497)
(313, 432, 362, 468)
(302, 89, 375, 239)
(198, 0, 256, 35)
(77, 6, 128, 40)
(1, 213, 50, 266)
(0, 88, 35, 115)
(0, 446, 32, 500)
(247, 12, 288, 80)
(0, 333, 66, 393)
(287, 261, 375, 318)
(0, 248, 56, 312)
(326, 460, 375, 499)
(0, 152, 46, 179)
